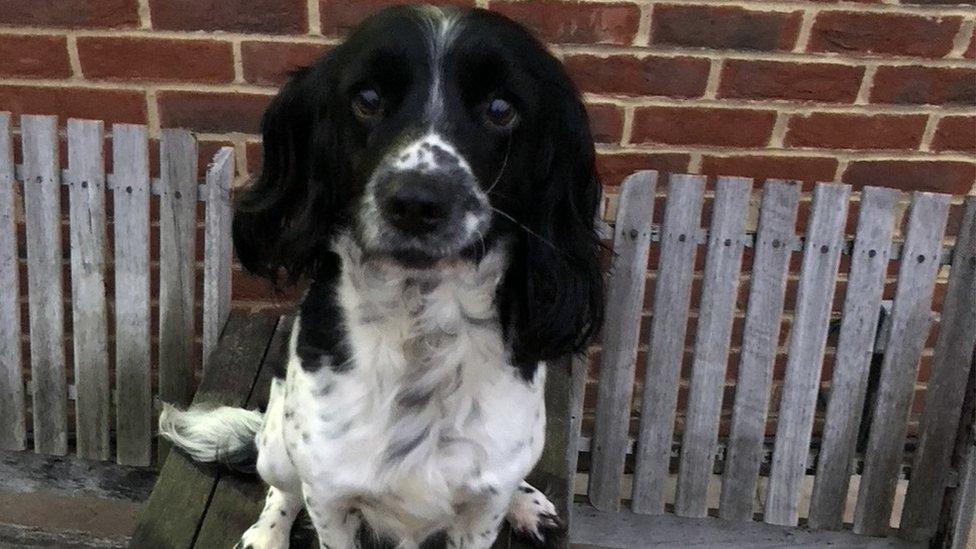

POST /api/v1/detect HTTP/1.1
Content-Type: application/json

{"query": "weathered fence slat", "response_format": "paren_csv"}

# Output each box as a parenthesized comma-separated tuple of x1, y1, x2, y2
(588, 171, 657, 512)
(158, 129, 198, 411)
(899, 198, 975, 540)
(22, 115, 68, 456)
(113, 124, 153, 466)
(202, 147, 234, 370)
(0, 113, 25, 451)
(719, 181, 800, 522)
(67, 119, 110, 461)
(765, 182, 850, 527)
(948, 435, 976, 549)
(674, 176, 751, 518)
(808, 186, 899, 530)
(853, 192, 950, 536)
(632, 174, 706, 515)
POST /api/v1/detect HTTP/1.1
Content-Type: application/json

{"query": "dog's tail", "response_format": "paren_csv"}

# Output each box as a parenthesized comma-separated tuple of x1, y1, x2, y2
(158, 402, 263, 470)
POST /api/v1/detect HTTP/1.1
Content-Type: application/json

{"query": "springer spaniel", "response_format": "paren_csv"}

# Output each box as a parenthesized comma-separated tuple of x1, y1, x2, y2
(160, 5, 602, 548)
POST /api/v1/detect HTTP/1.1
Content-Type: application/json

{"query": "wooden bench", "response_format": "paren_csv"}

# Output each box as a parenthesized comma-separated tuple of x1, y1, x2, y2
(1, 114, 973, 548)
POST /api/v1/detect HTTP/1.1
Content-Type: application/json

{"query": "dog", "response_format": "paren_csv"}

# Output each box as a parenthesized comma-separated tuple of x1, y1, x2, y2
(159, 5, 602, 548)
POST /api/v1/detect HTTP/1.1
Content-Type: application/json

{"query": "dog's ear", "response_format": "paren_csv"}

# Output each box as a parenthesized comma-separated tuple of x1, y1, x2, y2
(233, 53, 342, 283)
(499, 71, 604, 368)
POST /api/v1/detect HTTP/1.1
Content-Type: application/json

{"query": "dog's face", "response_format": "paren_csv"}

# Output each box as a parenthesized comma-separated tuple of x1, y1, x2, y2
(234, 6, 604, 364)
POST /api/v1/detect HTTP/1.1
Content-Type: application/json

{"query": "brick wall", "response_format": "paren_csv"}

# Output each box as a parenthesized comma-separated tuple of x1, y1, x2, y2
(2, 1, 972, 195)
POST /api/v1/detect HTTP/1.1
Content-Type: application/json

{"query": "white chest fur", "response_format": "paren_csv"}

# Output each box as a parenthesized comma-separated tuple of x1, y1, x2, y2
(270, 238, 546, 540)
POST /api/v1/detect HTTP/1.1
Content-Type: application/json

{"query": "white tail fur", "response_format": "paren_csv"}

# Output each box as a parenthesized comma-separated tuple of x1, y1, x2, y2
(158, 403, 263, 464)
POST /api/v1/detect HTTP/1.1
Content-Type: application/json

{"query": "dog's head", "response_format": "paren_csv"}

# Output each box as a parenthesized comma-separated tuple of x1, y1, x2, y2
(234, 6, 602, 364)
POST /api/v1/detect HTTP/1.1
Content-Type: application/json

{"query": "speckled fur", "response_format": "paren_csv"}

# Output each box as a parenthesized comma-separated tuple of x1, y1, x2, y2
(250, 235, 547, 548)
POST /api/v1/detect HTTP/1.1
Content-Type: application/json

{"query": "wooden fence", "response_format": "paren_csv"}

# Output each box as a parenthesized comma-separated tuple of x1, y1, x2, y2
(583, 171, 975, 542)
(0, 114, 234, 467)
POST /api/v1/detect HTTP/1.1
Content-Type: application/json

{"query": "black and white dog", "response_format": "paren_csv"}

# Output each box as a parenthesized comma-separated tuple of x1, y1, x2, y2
(160, 5, 602, 548)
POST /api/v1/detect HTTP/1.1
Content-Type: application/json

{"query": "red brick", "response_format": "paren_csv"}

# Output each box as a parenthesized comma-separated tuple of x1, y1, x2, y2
(0, 0, 138, 28)
(809, 12, 962, 58)
(718, 60, 864, 104)
(0, 85, 145, 125)
(631, 107, 777, 147)
(870, 66, 975, 106)
(245, 141, 264, 176)
(651, 5, 802, 52)
(701, 155, 838, 184)
(585, 104, 623, 145)
(242, 41, 331, 87)
(785, 113, 927, 151)
(492, 0, 640, 45)
(157, 91, 271, 134)
(931, 116, 976, 153)
(77, 37, 234, 84)
(149, 0, 307, 34)
(842, 160, 975, 194)
(564, 55, 709, 98)
(320, 0, 475, 36)
(595, 153, 690, 186)
(0, 35, 71, 79)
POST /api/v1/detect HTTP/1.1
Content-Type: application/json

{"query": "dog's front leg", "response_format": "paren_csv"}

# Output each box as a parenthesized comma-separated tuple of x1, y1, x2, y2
(302, 487, 360, 549)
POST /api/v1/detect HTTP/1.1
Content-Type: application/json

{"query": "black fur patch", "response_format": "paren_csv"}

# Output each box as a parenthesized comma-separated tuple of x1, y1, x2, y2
(296, 260, 353, 374)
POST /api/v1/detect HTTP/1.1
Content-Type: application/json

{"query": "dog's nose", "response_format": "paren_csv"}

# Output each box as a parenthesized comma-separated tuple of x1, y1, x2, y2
(380, 172, 452, 235)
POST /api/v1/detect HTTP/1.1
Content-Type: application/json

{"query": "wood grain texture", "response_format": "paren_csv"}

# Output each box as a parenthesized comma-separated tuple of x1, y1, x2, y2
(948, 436, 976, 549)
(764, 182, 850, 527)
(193, 316, 292, 549)
(112, 124, 153, 466)
(66, 119, 111, 461)
(130, 313, 278, 549)
(808, 186, 899, 531)
(0, 113, 25, 451)
(632, 174, 706, 515)
(719, 181, 800, 522)
(21, 115, 67, 456)
(853, 192, 950, 537)
(899, 198, 975, 541)
(588, 171, 657, 512)
(674, 176, 751, 518)
(158, 129, 198, 410)
(202, 147, 234, 372)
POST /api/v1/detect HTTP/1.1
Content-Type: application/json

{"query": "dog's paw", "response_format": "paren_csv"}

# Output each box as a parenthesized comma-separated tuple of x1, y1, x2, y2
(234, 521, 289, 549)
(506, 484, 567, 548)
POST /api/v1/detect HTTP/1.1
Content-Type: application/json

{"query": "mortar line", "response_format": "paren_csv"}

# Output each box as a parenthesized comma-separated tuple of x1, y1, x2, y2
(232, 40, 245, 84)
(855, 65, 878, 105)
(307, 0, 322, 36)
(793, 9, 817, 53)
(948, 18, 975, 58)
(703, 59, 722, 100)
(65, 35, 84, 80)
(919, 115, 941, 152)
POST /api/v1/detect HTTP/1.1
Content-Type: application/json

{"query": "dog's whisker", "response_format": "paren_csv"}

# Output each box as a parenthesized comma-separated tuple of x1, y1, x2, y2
(489, 206, 559, 253)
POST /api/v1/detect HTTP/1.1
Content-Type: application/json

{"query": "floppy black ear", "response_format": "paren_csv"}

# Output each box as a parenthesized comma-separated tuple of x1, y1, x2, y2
(233, 54, 342, 283)
(499, 74, 604, 368)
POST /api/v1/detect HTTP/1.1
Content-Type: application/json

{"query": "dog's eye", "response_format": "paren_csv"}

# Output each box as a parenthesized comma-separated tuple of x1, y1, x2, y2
(484, 98, 518, 130)
(352, 88, 382, 120)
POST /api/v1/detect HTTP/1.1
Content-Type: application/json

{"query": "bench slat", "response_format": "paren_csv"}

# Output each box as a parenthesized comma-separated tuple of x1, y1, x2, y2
(202, 147, 235, 371)
(113, 124, 154, 466)
(674, 176, 751, 518)
(158, 129, 198, 414)
(632, 174, 706, 515)
(193, 316, 293, 549)
(0, 113, 25, 451)
(130, 313, 279, 549)
(66, 119, 111, 461)
(22, 115, 68, 456)
(808, 186, 899, 530)
(588, 171, 657, 512)
(719, 181, 800, 522)
(853, 192, 950, 536)
(765, 182, 850, 527)
(900, 197, 976, 541)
